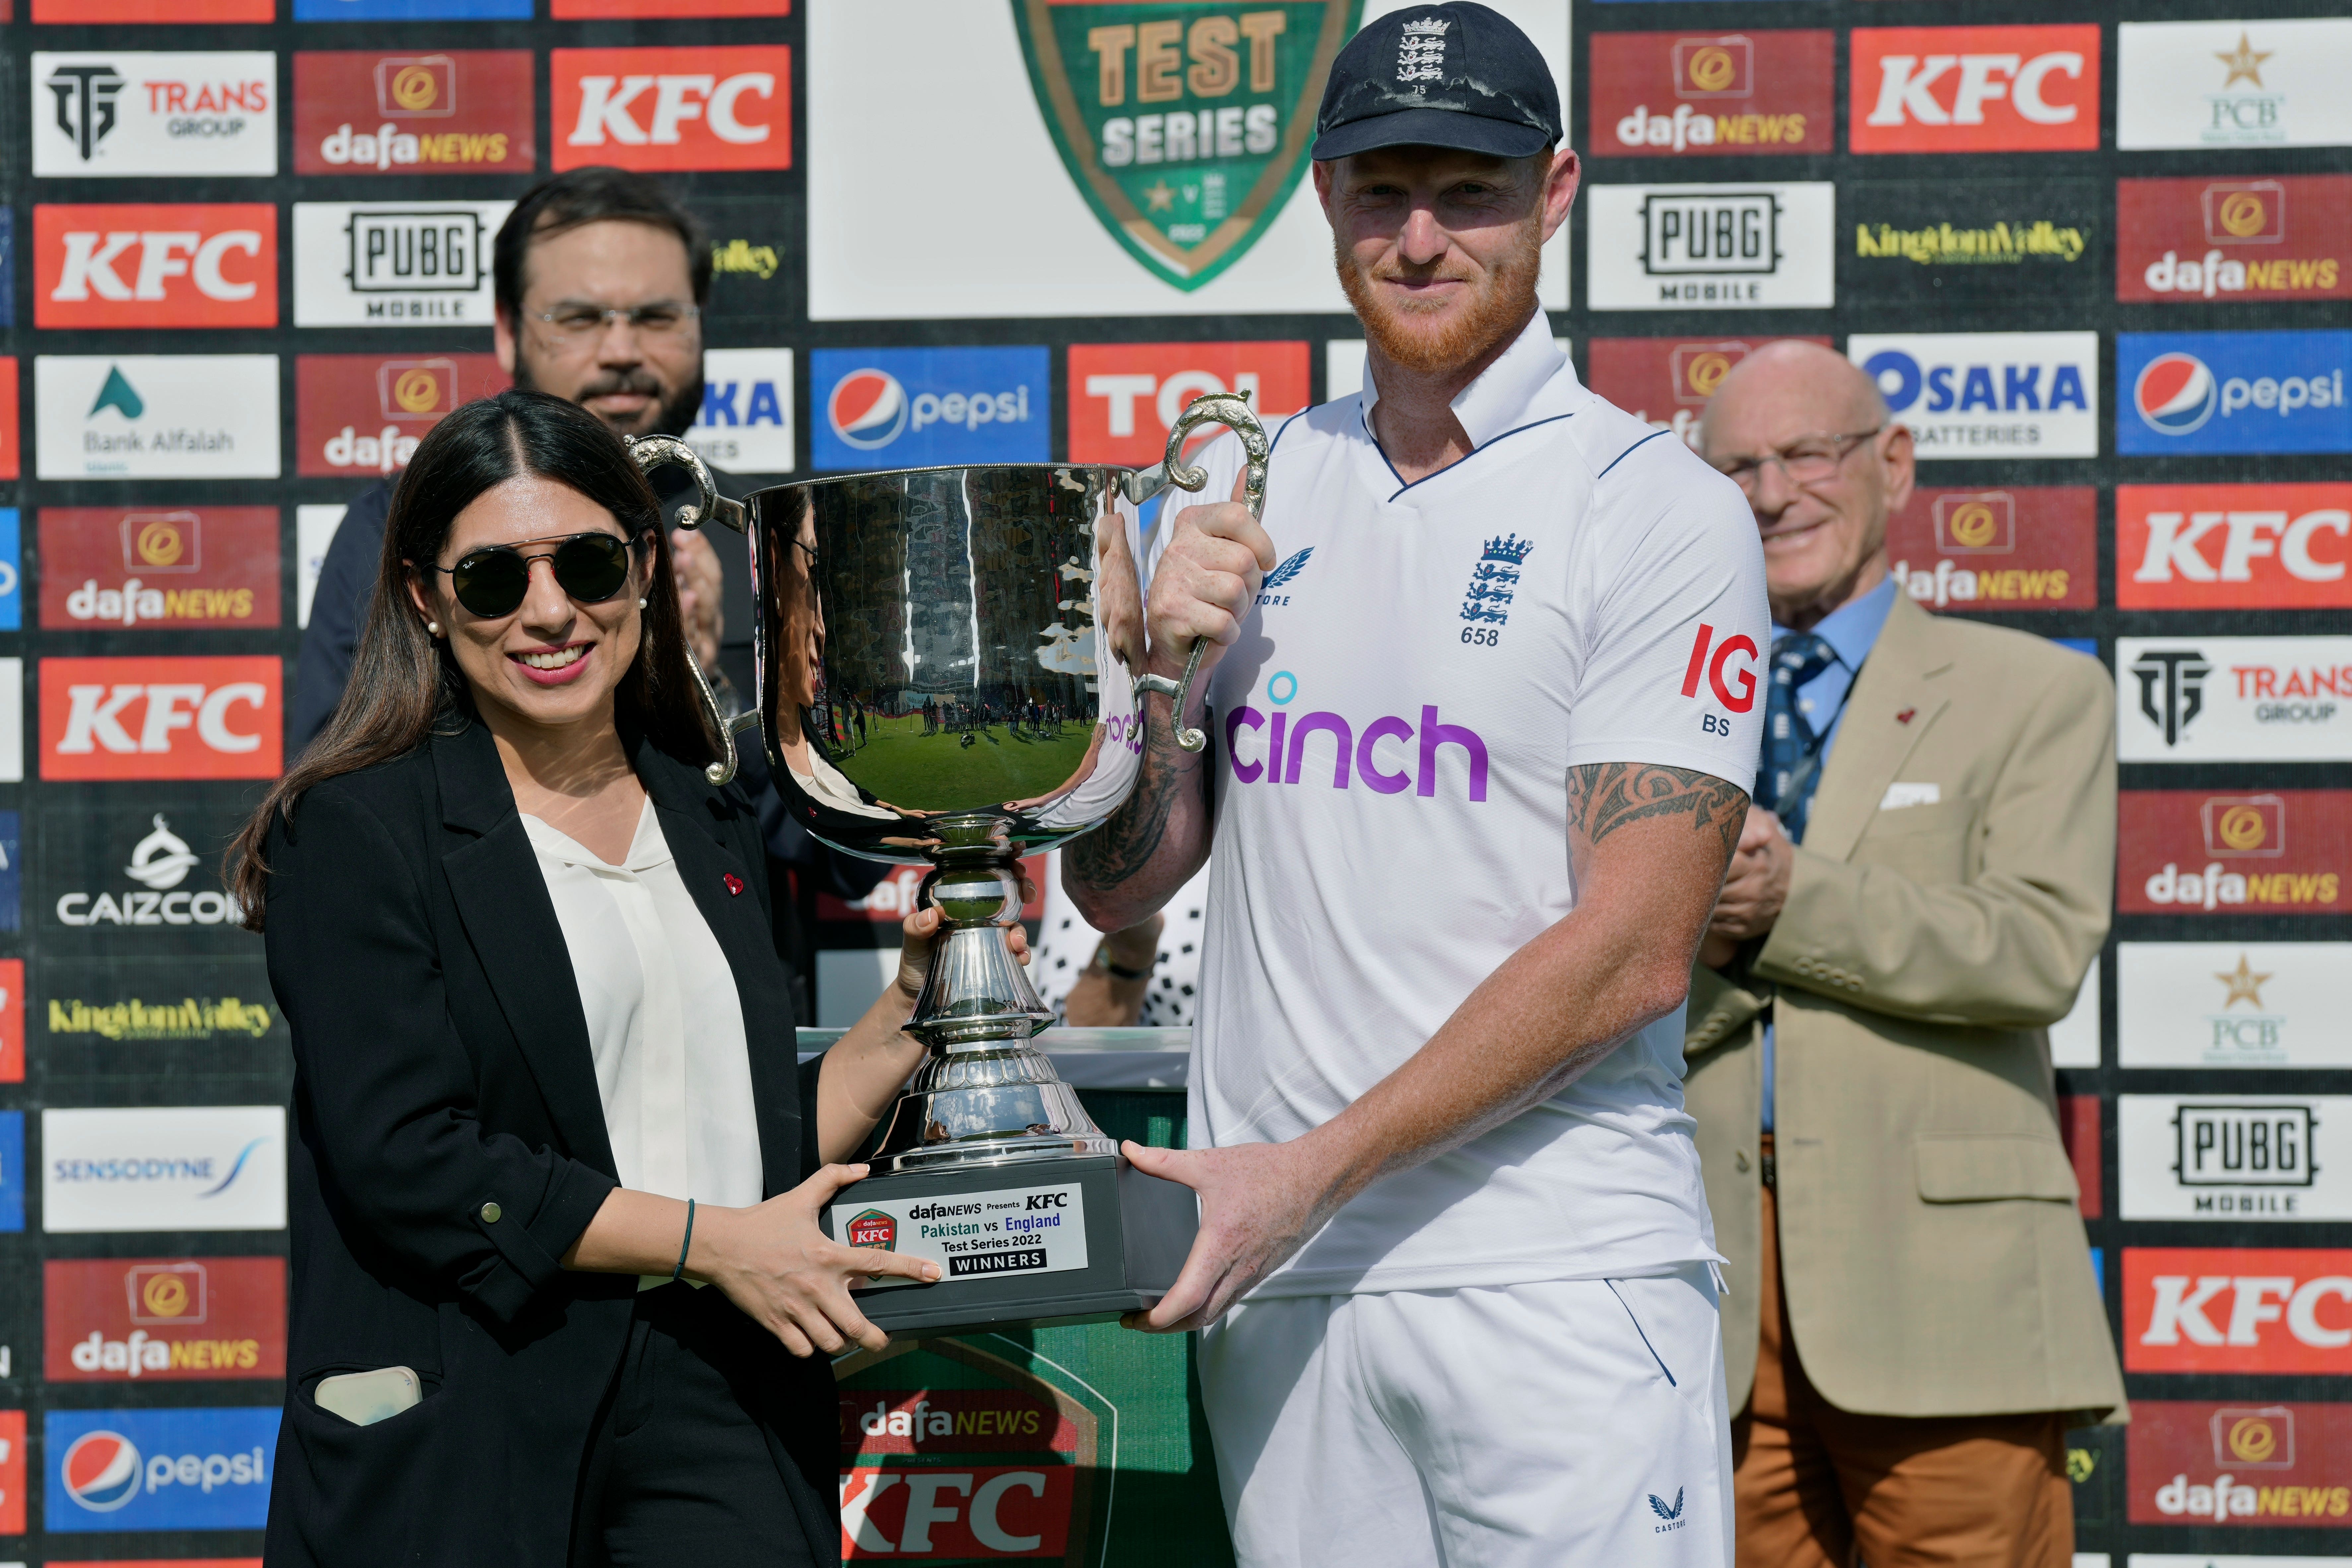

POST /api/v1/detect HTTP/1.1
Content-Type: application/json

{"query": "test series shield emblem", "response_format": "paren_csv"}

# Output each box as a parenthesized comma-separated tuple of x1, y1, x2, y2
(1012, 1, 1362, 291)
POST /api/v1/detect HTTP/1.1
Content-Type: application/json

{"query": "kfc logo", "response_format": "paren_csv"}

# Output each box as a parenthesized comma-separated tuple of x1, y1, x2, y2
(294, 50, 535, 176)
(40, 657, 282, 781)
(1850, 27, 2101, 153)
(553, 47, 791, 172)
(34, 205, 274, 330)
(1068, 342, 1309, 467)
(296, 353, 508, 477)
(2120, 484, 2352, 609)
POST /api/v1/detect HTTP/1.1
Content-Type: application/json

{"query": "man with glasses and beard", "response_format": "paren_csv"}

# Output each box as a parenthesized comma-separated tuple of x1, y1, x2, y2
(1064, 8, 1766, 1564)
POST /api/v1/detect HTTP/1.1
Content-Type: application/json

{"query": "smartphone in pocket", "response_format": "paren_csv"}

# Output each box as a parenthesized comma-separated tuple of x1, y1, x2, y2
(314, 1366, 422, 1427)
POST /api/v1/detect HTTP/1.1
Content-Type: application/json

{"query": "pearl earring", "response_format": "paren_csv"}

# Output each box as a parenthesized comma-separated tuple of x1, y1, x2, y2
(426, 620, 441, 636)
(637, 597, 648, 609)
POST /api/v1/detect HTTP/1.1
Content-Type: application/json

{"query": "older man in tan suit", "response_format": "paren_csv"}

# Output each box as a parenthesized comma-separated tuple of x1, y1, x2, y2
(1683, 342, 2123, 1568)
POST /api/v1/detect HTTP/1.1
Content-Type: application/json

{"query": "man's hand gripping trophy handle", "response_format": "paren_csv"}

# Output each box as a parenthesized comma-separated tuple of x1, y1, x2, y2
(1122, 392, 1274, 752)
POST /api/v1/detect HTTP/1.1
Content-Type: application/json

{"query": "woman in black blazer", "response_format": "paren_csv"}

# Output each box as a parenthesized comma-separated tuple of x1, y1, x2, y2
(234, 391, 956, 1568)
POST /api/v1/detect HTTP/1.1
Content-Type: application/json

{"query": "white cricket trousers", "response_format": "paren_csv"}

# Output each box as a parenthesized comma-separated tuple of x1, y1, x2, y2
(1198, 1264, 1735, 1568)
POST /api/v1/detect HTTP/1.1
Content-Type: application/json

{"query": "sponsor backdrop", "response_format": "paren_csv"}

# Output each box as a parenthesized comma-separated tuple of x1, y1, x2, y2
(0, 0, 2341, 1562)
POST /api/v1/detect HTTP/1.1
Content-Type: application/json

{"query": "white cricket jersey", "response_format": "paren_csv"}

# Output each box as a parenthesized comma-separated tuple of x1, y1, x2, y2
(1160, 315, 1769, 1296)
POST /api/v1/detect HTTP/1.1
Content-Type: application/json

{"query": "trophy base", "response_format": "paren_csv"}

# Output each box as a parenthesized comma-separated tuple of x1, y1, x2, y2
(822, 1153, 1198, 1338)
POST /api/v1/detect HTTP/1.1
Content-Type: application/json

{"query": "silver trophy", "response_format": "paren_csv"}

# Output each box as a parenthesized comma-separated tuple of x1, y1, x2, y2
(631, 393, 1267, 1331)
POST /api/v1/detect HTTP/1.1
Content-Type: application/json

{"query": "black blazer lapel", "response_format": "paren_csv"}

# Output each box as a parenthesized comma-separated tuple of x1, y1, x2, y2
(430, 725, 620, 1178)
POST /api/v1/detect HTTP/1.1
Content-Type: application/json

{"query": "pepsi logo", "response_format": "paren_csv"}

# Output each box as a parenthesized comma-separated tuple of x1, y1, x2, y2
(828, 368, 907, 451)
(2137, 351, 2220, 435)
(62, 1429, 144, 1512)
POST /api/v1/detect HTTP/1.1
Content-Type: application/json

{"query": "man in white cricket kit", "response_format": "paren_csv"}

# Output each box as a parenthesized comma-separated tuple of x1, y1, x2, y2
(1065, 7, 1770, 1564)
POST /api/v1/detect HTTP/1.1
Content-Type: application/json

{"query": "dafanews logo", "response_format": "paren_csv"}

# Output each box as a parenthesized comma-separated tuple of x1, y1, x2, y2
(2128, 1250, 2352, 1373)
(41, 1105, 286, 1234)
(35, 356, 280, 482)
(2119, 636, 2352, 763)
(690, 348, 795, 475)
(2120, 483, 2352, 610)
(1884, 487, 2096, 612)
(296, 353, 509, 478)
(813, 348, 1050, 472)
(33, 52, 278, 177)
(45, 1407, 278, 1532)
(46, 1257, 288, 1383)
(292, 200, 512, 328)
(2119, 1096, 2352, 1221)
(1849, 26, 2101, 154)
(1586, 335, 1833, 448)
(2119, 788, 2351, 916)
(2118, 19, 2352, 151)
(1586, 183, 1836, 310)
(40, 509, 279, 631)
(2121, 332, 2352, 455)
(1849, 332, 2099, 460)
(553, 46, 791, 172)
(1068, 341, 1309, 466)
(40, 656, 283, 782)
(2119, 175, 2352, 304)
(1591, 30, 1833, 158)
(2118, 943, 2352, 1069)
(34, 204, 275, 330)
(2126, 1402, 2352, 1527)
(294, 50, 535, 176)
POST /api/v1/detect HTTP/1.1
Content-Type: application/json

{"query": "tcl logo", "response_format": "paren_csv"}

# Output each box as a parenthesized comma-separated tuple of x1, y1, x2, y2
(553, 47, 791, 172)
(41, 657, 282, 781)
(1067, 342, 1309, 467)
(1850, 26, 2101, 153)
(2128, 1248, 2352, 1372)
(1680, 623, 1760, 716)
(2120, 484, 2352, 610)
(34, 205, 275, 329)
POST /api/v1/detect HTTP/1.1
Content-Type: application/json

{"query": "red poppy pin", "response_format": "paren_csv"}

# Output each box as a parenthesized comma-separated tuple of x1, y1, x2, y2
(723, 873, 745, 896)
(1896, 707, 1916, 725)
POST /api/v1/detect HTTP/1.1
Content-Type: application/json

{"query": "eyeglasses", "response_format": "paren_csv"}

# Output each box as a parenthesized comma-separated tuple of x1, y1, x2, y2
(531, 302, 702, 341)
(1712, 427, 1884, 494)
(423, 531, 649, 619)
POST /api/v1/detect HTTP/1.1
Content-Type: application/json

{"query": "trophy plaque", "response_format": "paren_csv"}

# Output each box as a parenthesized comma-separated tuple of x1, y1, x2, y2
(631, 393, 1269, 1335)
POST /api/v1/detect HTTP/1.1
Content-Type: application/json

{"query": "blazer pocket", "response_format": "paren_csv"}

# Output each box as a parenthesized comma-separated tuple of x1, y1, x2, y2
(284, 1362, 451, 1562)
(1915, 1132, 2079, 1203)
(1856, 798, 1979, 885)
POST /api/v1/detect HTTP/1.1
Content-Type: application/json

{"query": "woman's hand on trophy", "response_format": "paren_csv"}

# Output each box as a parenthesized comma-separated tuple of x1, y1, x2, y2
(888, 882, 1035, 1004)
(1147, 467, 1277, 681)
(693, 1164, 943, 1357)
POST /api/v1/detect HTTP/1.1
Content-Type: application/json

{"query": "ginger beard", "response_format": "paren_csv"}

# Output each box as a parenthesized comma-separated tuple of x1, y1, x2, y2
(1335, 204, 1545, 377)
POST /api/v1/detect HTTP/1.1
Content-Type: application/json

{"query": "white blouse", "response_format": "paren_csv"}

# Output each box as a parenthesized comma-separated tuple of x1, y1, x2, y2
(523, 799, 764, 1287)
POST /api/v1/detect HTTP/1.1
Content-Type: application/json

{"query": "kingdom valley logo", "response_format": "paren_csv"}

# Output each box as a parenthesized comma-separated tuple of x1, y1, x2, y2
(293, 201, 512, 328)
(2126, 1401, 2352, 1525)
(1850, 26, 2101, 154)
(2117, 942, 2352, 1070)
(553, 46, 792, 172)
(2119, 790, 2348, 916)
(2118, 175, 2352, 303)
(1585, 336, 1832, 447)
(1590, 30, 1832, 157)
(33, 52, 278, 178)
(2119, 19, 2352, 151)
(1011, 3, 1359, 291)
(2128, 1250, 2352, 1373)
(294, 51, 535, 176)
(40, 509, 279, 630)
(296, 354, 509, 478)
(40, 657, 283, 782)
(1884, 487, 2095, 612)
(45, 1257, 286, 1382)
(2119, 637, 2352, 762)
(1068, 341, 1309, 466)
(1587, 184, 1835, 311)
(34, 205, 276, 330)
(2120, 483, 2352, 609)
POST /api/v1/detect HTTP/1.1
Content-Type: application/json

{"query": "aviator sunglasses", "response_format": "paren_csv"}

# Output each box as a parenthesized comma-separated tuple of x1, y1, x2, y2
(424, 529, 651, 619)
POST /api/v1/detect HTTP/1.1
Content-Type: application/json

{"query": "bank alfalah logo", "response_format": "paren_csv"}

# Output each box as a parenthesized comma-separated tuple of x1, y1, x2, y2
(1462, 534, 1532, 628)
(50, 63, 128, 161)
(1256, 547, 1312, 607)
(2132, 647, 2212, 746)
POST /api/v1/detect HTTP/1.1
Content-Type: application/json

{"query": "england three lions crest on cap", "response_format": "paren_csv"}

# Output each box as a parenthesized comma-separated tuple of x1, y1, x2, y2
(1397, 19, 1451, 84)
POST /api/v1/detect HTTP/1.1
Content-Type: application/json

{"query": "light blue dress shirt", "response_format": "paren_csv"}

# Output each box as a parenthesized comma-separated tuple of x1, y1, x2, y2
(1760, 575, 1899, 1132)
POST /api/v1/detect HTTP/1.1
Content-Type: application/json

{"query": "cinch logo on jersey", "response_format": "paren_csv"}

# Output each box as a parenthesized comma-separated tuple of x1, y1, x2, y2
(41, 509, 279, 631)
(40, 656, 282, 782)
(2119, 1096, 2352, 1221)
(1849, 26, 2101, 154)
(1586, 183, 1835, 310)
(813, 348, 1050, 472)
(1222, 675, 1492, 802)
(1586, 336, 1833, 447)
(33, 53, 277, 178)
(1848, 333, 2099, 460)
(2121, 332, 2352, 456)
(689, 347, 795, 474)
(34, 205, 276, 330)
(296, 353, 510, 479)
(294, 51, 536, 176)
(2118, 176, 2352, 304)
(2118, 19, 2352, 151)
(292, 201, 512, 329)
(2120, 790, 2350, 915)
(2120, 484, 2352, 610)
(1068, 341, 1310, 467)
(553, 47, 791, 172)
(2124, 1401, 2352, 1527)
(46, 1408, 278, 1532)
(1590, 30, 1833, 157)
(2117, 942, 2352, 1069)
(2119, 637, 2352, 763)
(41, 1106, 286, 1234)
(46, 1257, 287, 1383)
(1884, 487, 2097, 612)
(2129, 1250, 2352, 1373)
(35, 356, 280, 483)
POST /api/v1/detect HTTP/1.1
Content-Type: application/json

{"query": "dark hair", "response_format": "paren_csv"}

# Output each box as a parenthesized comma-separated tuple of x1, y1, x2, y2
(492, 166, 714, 323)
(229, 390, 717, 930)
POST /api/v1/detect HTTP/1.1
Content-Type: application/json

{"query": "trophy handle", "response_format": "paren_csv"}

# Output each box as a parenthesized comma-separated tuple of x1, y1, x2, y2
(625, 434, 752, 786)
(1127, 390, 1271, 753)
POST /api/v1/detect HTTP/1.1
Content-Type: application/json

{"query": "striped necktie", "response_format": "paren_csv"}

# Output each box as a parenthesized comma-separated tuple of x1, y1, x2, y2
(1757, 633, 1839, 845)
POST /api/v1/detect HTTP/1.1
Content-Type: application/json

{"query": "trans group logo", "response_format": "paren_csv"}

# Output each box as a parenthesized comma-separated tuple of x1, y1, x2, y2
(2120, 332, 2352, 455)
(32, 52, 279, 177)
(812, 348, 1050, 472)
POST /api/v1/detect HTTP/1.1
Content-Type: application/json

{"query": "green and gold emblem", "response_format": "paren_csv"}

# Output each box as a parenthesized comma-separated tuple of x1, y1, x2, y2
(1013, 1, 1363, 291)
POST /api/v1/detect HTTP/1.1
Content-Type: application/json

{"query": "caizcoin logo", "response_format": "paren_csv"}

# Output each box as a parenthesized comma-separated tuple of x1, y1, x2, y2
(1011, 2, 1361, 292)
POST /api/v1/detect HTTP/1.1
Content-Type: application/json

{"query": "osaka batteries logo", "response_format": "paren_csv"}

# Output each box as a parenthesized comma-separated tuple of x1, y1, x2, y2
(2137, 352, 2220, 435)
(62, 1430, 142, 1511)
(828, 369, 907, 451)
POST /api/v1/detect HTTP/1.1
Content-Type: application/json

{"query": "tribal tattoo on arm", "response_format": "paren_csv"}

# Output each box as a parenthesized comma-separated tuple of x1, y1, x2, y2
(1567, 763, 1748, 863)
(1067, 705, 1210, 892)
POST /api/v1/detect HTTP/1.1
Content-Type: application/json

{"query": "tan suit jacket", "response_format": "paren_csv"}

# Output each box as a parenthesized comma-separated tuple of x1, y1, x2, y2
(1684, 592, 2125, 1422)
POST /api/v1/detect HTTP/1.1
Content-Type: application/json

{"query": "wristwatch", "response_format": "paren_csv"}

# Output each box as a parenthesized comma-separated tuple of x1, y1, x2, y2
(1092, 946, 1152, 982)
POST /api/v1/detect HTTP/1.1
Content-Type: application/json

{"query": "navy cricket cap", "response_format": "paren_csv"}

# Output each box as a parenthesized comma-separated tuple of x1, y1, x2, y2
(1311, 3, 1562, 162)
